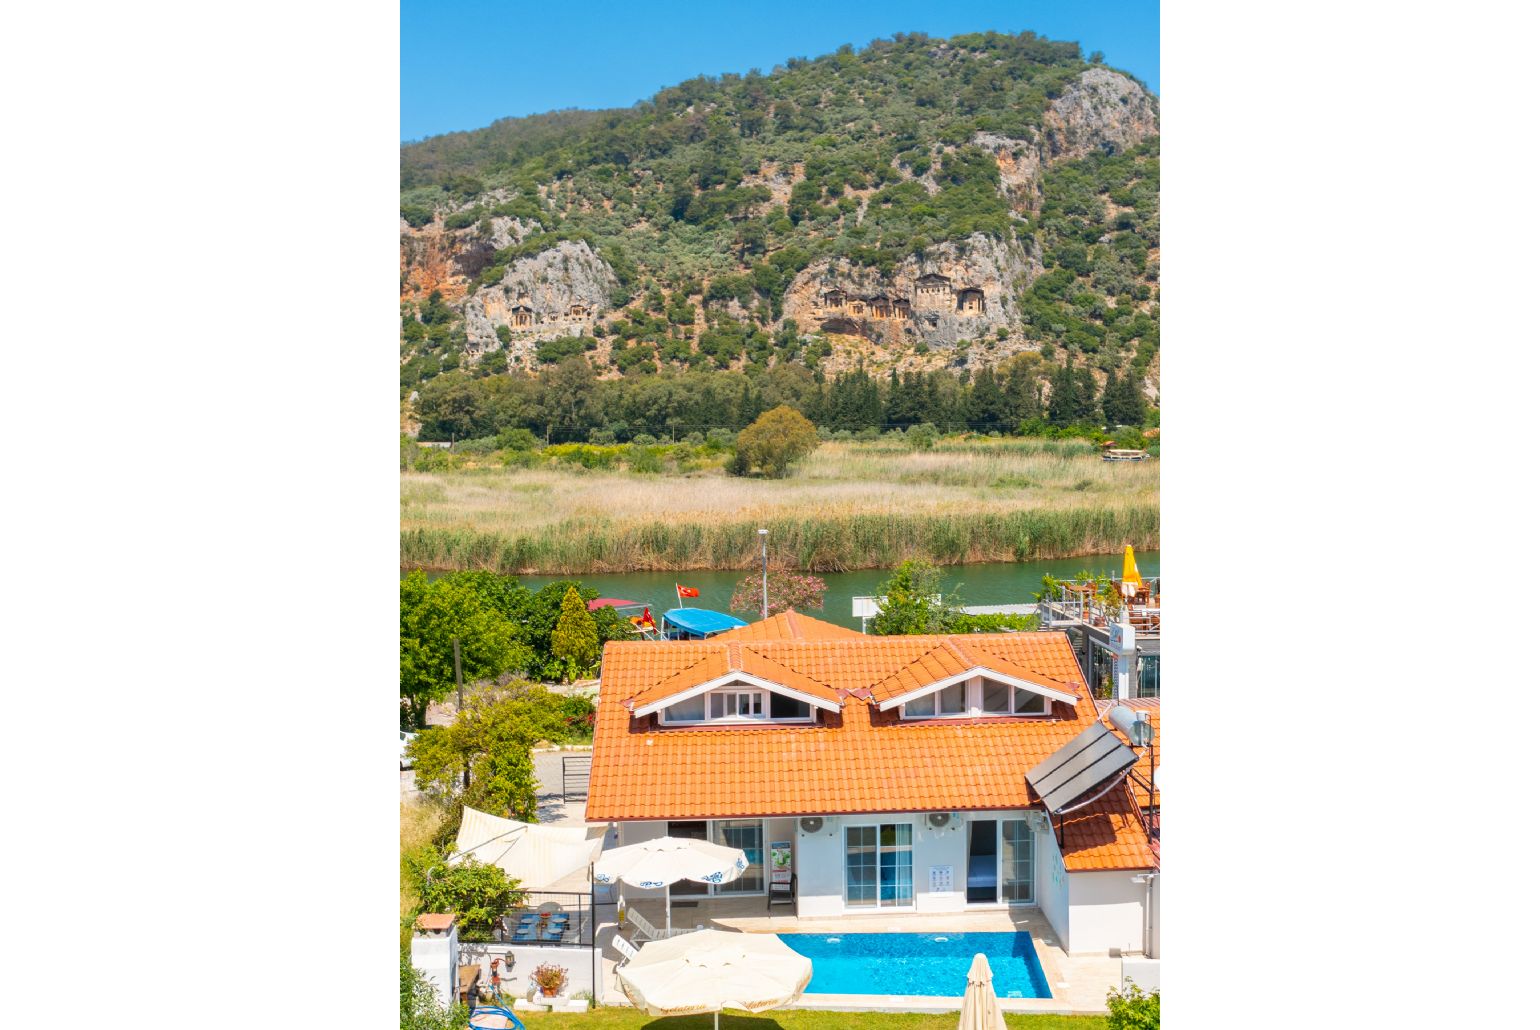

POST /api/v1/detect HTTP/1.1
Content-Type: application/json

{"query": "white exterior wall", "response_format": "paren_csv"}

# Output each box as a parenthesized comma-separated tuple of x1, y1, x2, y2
(457, 940, 597, 1001)
(410, 925, 459, 1008)
(793, 815, 845, 916)
(1036, 827, 1071, 947)
(617, 810, 1054, 918)
(1066, 870, 1148, 955)
(914, 814, 967, 912)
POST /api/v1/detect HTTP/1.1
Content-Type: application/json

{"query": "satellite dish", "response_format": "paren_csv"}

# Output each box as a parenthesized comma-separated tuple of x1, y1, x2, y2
(926, 812, 954, 830)
(799, 817, 825, 834)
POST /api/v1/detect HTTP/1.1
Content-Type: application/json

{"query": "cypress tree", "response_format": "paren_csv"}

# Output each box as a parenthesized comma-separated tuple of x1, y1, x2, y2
(969, 365, 1008, 432)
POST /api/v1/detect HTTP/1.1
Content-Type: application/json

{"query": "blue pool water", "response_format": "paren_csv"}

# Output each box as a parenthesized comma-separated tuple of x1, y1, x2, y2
(778, 932, 1052, 999)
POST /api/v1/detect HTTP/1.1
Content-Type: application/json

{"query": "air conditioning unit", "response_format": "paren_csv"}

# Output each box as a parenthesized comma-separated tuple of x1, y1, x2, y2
(926, 812, 955, 830)
(799, 817, 825, 835)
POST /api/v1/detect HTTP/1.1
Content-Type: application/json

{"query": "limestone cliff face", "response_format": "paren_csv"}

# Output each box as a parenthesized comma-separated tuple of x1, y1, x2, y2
(970, 69, 1159, 211)
(783, 234, 1030, 352)
(775, 69, 1157, 367)
(1044, 68, 1159, 161)
(399, 214, 538, 303)
(460, 240, 619, 365)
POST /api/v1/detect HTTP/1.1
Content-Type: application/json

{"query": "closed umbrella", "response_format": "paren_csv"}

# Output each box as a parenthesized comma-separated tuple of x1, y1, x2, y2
(1121, 545, 1143, 598)
(617, 928, 813, 1030)
(593, 836, 747, 933)
(958, 953, 1007, 1030)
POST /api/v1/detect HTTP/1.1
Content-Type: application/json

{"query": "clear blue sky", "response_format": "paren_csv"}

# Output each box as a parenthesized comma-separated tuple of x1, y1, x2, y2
(401, 0, 1158, 141)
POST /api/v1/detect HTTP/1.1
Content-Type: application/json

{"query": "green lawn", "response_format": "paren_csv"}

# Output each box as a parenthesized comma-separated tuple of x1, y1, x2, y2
(512, 1010, 1106, 1029)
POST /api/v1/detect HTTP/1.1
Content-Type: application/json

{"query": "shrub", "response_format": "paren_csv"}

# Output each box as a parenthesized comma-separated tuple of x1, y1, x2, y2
(907, 423, 940, 450)
(495, 427, 539, 451)
(629, 448, 664, 474)
(1106, 980, 1160, 1029)
(402, 951, 466, 1030)
(734, 405, 819, 478)
(631, 432, 658, 446)
(407, 853, 526, 941)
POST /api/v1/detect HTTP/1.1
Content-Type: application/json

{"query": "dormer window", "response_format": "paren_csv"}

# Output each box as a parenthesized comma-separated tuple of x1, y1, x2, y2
(710, 691, 763, 720)
(658, 683, 817, 725)
(631, 667, 842, 726)
(897, 675, 1055, 719)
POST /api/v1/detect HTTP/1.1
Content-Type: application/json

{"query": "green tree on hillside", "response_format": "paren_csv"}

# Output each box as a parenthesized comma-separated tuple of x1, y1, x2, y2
(551, 586, 600, 682)
(1101, 369, 1148, 426)
(733, 404, 819, 477)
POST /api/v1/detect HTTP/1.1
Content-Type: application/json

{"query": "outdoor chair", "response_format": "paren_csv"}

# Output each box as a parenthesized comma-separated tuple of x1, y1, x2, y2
(623, 905, 702, 941)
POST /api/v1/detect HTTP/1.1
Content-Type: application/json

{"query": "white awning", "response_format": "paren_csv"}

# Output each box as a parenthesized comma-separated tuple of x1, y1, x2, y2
(452, 807, 605, 891)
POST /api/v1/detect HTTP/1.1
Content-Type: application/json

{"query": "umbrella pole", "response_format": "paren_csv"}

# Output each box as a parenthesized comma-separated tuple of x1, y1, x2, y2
(665, 881, 671, 934)
(714, 1012, 719, 1030)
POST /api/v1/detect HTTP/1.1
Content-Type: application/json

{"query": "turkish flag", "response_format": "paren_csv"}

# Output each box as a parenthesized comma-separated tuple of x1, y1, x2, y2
(677, 585, 700, 598)
(640, 607, 654, 627)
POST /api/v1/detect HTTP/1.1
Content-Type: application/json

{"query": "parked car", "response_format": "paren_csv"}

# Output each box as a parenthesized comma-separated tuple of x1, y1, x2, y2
(400, 730, 417, 769)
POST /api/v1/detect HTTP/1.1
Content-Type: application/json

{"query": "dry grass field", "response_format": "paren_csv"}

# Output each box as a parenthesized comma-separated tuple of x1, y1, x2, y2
(400, 438, 1158, 573)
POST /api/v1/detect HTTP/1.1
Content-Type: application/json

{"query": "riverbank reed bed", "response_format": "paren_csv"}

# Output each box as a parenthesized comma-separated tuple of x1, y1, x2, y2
(401, 439, 1157, 574)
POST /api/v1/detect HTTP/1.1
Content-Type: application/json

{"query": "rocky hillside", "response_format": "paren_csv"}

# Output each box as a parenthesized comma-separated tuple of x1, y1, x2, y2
(400, 30, 1159, 420)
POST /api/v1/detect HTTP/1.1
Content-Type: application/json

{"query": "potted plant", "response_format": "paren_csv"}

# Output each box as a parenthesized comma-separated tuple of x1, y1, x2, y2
(531, 962, 569, 998)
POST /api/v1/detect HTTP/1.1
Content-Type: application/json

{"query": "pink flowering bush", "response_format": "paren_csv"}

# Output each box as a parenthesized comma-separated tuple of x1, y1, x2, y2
(729, 572, 827, 616)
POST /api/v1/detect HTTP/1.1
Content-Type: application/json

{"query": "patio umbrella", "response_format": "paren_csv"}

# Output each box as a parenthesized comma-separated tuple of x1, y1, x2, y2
(616, 928, 813, 1030)
(957, 953, 1007, 1030)
(593, 836, 747, 933)
(1121, 545, 1143, 598)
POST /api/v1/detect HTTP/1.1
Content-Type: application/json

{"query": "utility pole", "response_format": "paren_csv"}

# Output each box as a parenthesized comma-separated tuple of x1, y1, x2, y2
(453, 637, 468, 790)
(758, 528, 769, 619)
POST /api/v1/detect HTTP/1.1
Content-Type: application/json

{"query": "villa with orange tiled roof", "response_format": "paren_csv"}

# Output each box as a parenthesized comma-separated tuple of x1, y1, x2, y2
(586, 611, 1160, 956)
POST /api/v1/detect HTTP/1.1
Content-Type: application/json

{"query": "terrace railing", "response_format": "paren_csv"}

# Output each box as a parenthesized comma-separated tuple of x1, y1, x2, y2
(479, 890, 595, 948)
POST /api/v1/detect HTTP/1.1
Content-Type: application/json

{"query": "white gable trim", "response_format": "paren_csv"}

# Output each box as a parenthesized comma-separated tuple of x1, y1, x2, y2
(876, 666, 1078, 711)
(631, 671, 841, 717)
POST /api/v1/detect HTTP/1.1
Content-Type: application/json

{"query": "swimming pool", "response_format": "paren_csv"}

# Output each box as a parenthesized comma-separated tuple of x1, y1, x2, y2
(777, 931, 1052, 998)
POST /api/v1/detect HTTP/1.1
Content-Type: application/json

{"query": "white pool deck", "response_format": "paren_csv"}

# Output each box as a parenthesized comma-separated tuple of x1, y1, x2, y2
(598, 895, 1127, 1014)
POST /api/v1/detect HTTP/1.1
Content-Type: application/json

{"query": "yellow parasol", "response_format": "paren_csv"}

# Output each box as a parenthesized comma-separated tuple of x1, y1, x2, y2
(1120, 545, 1142, 598)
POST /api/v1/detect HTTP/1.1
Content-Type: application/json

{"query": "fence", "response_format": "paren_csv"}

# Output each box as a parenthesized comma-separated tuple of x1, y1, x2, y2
(480, 890, 596, 948)
(562, 755, 591, 801)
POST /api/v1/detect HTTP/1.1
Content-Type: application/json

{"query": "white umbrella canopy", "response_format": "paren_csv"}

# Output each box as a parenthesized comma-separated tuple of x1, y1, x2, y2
(617, 929, 813, 1029)
(958, 953, 1008, 1030)
(593, 836, 748, 932)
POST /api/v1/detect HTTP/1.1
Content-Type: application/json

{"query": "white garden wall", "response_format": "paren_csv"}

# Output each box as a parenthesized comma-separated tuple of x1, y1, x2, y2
(1065, 870, 1148, 955)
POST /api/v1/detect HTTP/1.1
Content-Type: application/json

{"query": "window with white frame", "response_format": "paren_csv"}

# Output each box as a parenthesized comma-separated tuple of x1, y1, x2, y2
(660, 684, 817, 725)
(900, 676, 1052, 719)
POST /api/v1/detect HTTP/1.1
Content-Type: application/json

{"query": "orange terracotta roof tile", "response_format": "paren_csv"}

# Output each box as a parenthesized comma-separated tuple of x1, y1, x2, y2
(1096, 698, 1160, 809)
(714, 610, 865, 641)
(588, 620, 1156, 871)
(1056, 787, 1158, 871)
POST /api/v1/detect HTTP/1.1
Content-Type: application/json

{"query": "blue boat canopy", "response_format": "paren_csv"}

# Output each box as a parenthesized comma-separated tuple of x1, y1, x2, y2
(661, 607, 749, 638)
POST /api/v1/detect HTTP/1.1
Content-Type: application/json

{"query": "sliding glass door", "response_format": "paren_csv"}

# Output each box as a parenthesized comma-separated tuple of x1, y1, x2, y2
(845, 823, 913, 908)
(1001, 819, 1035, 903)
(713, 820, 764, 893)
(666, 820, 710, 896)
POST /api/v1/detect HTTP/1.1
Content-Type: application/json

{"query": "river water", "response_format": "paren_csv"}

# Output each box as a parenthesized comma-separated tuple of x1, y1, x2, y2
(503, 551, 1159, 630)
